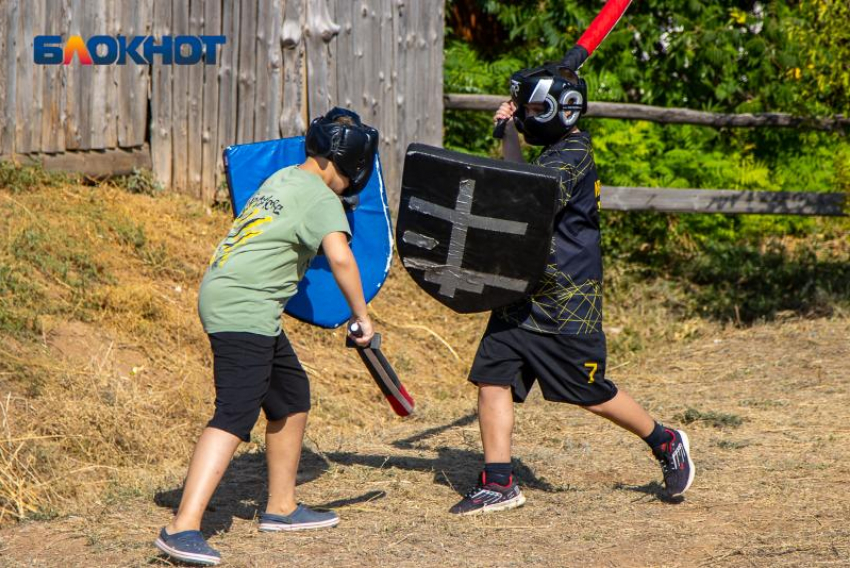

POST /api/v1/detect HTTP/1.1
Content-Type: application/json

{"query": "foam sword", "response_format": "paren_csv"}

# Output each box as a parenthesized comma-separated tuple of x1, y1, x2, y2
(494, 0, 634, 138)
(347, 322, 415, 417)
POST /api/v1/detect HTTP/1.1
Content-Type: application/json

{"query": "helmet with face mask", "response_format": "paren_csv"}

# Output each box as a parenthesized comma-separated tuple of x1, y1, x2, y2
(509, 63, 588, 146)
(305, 107, 379, 197)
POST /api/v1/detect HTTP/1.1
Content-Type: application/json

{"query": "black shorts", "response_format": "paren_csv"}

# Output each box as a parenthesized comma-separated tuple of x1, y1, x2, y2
(468, 316, 617, 406)
(207, 331, 310, 442)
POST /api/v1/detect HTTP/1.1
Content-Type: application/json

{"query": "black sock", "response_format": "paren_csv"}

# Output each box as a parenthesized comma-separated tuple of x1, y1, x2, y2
(483, 462, 513, 486)
(643, 422, 672, 449)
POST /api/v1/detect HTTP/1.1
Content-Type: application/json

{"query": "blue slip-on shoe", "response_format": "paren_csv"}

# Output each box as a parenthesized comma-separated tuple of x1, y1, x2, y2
(258, 504, 340, 532)
(154, 527, 221, 566)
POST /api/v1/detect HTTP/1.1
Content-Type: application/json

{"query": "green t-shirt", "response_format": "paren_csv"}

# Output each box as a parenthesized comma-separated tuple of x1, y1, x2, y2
(198, 166, 350, 336)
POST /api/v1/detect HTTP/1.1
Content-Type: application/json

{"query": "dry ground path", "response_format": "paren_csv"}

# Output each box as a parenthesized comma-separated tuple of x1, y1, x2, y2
(2, 316, 848, 567)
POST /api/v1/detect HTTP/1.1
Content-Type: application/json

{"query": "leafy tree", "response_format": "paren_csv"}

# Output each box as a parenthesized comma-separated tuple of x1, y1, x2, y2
(444, 0, 850, 322)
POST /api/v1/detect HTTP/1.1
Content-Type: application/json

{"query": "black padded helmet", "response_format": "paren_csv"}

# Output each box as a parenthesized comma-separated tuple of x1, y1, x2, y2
(305, 107, 379, 195)
(509, 63, 588, 146)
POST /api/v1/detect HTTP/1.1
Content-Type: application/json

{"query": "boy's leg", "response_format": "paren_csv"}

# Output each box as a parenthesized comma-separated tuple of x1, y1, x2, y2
(167, 427, 242, 533)
(582, 390, 694, 497)
(256, 331, 338, 531)
(168, 330, 273, 530)
(581, 389, 654, 438)
(264, 411, 308, 516)
(479, 383, 514, 464)
(449, 380, 526, 516)
(157, 331, 274, 565)
(526, 331, 695, 497)
(451, 318, 529, 516)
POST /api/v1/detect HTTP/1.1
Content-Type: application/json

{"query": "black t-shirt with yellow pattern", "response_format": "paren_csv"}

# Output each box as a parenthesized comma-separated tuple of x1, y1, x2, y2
(497, 130, 603, 335)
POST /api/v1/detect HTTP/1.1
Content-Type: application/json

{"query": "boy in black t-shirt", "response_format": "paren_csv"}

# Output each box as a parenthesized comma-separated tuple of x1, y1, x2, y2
(450, 64, 694, 516)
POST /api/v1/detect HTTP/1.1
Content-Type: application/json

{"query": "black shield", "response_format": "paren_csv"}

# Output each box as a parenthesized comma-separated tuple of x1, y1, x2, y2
(397, 144, 559, 313)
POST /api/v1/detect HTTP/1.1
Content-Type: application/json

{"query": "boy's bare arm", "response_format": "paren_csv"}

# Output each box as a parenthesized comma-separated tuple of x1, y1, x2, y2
(495, 101, 525, 163)
(322, 231, 374, 347)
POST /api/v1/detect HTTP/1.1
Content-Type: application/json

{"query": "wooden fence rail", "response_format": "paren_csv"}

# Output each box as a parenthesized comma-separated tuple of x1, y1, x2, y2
(602, 186, 846, 216)
(446, 93, 848, 217)
(444, 94, 850, 131)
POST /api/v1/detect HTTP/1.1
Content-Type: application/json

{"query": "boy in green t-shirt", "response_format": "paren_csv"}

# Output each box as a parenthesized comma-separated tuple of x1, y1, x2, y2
(155, 108, 379, 566)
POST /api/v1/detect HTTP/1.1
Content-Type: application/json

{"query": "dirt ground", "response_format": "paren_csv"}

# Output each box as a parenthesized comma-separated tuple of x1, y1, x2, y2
(1, 315, 848, 567)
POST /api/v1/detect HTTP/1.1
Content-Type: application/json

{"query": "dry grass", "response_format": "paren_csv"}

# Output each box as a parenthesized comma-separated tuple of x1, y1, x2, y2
(0, 166, 848, 566)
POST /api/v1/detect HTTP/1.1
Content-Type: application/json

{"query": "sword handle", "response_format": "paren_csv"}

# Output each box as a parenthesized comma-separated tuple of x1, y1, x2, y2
(493, 118, 508, 139)
(347, 322, 381, 349)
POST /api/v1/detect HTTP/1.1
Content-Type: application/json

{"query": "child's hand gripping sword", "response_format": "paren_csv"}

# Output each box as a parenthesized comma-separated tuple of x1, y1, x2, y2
(494, 0, 634, 138)
(346, 322, 415, 417)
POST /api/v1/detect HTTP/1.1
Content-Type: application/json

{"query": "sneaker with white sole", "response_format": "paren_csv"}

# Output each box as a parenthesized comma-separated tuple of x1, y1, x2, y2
(653, 428, 695, 497)
(258, 504, 340, 532)
(154, 527, 221, 566)
(449, 473, 526, 516)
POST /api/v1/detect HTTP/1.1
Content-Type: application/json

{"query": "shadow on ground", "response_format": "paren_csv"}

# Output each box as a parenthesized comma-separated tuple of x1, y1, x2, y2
(325, 412, 565, 495)
(152, 447, 379, 536)
(152, 413, 567, 538)
(613, 480, 683, 504)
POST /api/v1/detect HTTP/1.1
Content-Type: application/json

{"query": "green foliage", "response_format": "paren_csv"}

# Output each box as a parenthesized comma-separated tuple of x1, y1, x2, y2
(0, 161, 73, 193)
(12, 226, 108, 290)
(786, 0, 850, 115)
(0, 262, 43, 335)
(445, 1, 850, 324)
(112, 168, 163, 196)
(681, 239, 850, 321)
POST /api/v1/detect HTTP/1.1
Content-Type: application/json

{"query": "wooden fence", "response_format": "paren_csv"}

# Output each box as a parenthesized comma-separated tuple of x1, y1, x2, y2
(445, 94, 848, 216)
(445, 94, 850, 132)
(0, 0, 445, 207)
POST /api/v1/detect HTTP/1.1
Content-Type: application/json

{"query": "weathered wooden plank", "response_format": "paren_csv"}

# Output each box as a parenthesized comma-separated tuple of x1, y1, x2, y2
(0, 0, 18, 155)
(236, 0, 258, 143)
(132, 1, 153, 147)
(326, 0, 338, 106)
(41, 0, 66, 153)
(170, 0, 190, 192)
(103, 0, 119, 148)
(115, 0, 131, 147)
(201, 0, 222, 203)
(391, 0, 406, 205)
(305, 0, 339, 119)
(23, 145, 153, 177)
(424, 0, 443, 147)
(63, 0, 83, 150)
(444, 95, 850, 131)
(280, 0, 306, 137)
(116, 0, 151, 148)
(588, 102, 850, 131)
(86, 0, 111, 149)
(186, 0, 205, 197)
(216, 0, 240, 192)
(29, 0, 46, 153)
(14, 0, 37, 153)
(363, 1, 379, 124)
(333, 0, 353, 109)
(74, 0, 98, 149)
(375, 0, 397, 194)
(400, 0, 420, 207)
(252, 0, 272, 140)
(264, 0, 284, 138)
(601, 186, 847, 216)
(150, 0, 173, 189)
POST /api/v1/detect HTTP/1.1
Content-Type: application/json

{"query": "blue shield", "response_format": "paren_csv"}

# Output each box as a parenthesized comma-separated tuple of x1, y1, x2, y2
(223, 137, 393, 328)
